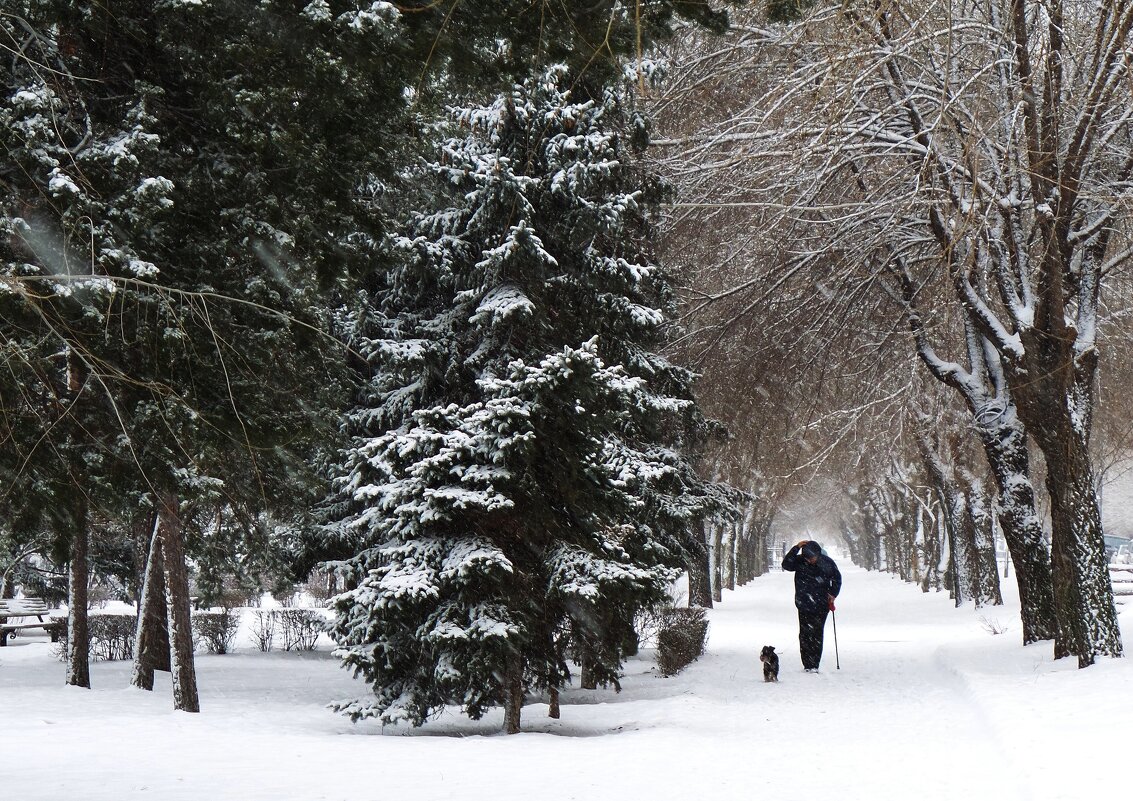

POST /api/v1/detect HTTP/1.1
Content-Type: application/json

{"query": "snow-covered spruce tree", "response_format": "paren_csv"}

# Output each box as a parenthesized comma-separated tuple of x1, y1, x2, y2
(328, 66, 728, 733)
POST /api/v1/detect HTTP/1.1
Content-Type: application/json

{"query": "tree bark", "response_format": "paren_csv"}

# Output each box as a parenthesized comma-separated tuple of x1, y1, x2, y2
(974, 412, 1057, 643)
(963, 475, 1003, 607)
(722, 525, 736, 592)
(131, 516, 170, 691)
(158, 492, 200, 712)
(548, 686, 560, 719)
(919, 503, 943, 592)
(1010, 331, 1121, 664)
(687, 528, 713, 608)
(751, 518, 771, 579)
(65, 499, 90, 689)
(503, 651, 523, 734)
(1033, 419, 1122, 665)
(579, 658, 597, 690)
(710, 523, 723, 603)
(914, 431, 973, 606)
(684, 539, 711, 607)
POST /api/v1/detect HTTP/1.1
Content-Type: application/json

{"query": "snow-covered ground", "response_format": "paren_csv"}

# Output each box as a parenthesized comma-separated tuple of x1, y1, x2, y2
(3, 556, 1130, 801)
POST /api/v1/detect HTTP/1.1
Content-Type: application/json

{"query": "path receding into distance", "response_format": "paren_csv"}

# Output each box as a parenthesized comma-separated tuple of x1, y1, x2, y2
(4, 553, 1129, 801)
(689, 560, 1033, 800)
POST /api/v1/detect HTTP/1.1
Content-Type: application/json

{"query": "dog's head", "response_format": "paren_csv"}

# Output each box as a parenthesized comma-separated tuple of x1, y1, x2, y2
(759, 645, 776, 662)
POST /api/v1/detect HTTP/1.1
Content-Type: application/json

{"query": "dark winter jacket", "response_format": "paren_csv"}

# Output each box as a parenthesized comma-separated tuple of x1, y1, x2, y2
(782, 544, 842, 614)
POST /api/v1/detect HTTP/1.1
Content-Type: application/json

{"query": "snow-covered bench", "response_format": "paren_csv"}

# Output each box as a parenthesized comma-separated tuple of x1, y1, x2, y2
(0, 598, 64, 645)
(1110, 566, 1133, 605)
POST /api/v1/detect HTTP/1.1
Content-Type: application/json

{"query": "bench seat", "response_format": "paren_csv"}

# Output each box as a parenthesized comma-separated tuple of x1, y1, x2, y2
(0, 598, 64, 645)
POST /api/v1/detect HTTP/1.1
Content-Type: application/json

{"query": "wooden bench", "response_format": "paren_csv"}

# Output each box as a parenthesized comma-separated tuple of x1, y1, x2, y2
(0, 598, 64, 646)
(1110, 566, 1133, 604)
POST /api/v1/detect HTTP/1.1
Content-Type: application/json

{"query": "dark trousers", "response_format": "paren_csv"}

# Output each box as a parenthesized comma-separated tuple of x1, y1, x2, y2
(797, 607, 829, 669)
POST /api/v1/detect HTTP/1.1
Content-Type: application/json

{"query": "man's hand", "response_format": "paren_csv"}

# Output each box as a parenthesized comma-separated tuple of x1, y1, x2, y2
(796, 539, 810, 549)
(828, 595, 836, 612)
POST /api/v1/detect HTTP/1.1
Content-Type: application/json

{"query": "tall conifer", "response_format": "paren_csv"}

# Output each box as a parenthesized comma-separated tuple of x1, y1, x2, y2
(329, 67, 728, 732)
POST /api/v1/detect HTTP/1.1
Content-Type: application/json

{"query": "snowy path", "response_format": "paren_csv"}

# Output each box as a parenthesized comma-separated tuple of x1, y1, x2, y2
(3, 559, 1130, 801)
(694, 568, 1031, 800)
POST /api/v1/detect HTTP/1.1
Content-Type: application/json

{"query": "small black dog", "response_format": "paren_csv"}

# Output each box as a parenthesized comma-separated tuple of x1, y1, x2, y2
(759, 645, 780, 682)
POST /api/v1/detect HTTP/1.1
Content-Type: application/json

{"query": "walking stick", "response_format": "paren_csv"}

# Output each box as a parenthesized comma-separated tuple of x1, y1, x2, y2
(829, 597, 840, 670)
(831, 608, 840, 670)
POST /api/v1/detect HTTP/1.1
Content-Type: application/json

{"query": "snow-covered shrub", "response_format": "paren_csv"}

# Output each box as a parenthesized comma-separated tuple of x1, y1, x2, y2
(58, 615, 137, 662)
(278, 609, 324, 651)
(192, 610, 242, 654)
(91, 614, 137, 661)
(634, 604, 671, 648)
(250, 610, 277, 652)
(656, 607, 709, 676)
(979, 616, 1008, 636)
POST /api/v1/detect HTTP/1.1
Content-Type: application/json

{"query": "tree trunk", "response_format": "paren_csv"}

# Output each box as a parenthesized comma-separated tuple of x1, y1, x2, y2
(687, 533, 713, 608)
(65, 500, 90, 689)
(915, 430, 984, 607)
(579, 663, 596, 690)
(710, 523, 723, 603)
(722, 524, 736, 592)
(158, 492, 200, 712)
(131, 513, 156, 608)
(975, 413, 1057, 643)
(751, 518, 770, 578)
(906, 499, 922, 587)
(1043, 435, 1122, 666)
(548, 686, 560, 719)
(503, 652, 523, 734)
(1009, 333, 1121, 665)
(964, 477, 1003, 607)
(919, 503, 943, 592)
(132, 516, 171, 691)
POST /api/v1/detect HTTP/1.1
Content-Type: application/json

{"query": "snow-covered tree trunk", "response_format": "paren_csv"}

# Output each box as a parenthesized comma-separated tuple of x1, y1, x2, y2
(722, 525, 736, 592)
(158, 493, 199, 712)
(898, 489, 920, 585)
(710, 524, 723, 603)
(688, 532, 713, 608)
(907, 497, 924, 588)
(503, 652, 524, 735)
(548, 687, 560, 720)
(750, 517, 771, 579)
(917, 501, 944, 593)
(975, 414, 1056, 643)
(1025, 409, 1121, 665)
(963, 473, 1003, 607)
(131, 516, 170, 691)
(898, 280, 1056, 638)
(579, 650, 598, 691)
(65, 499, 90, 689)
(914, 431, 976, 606)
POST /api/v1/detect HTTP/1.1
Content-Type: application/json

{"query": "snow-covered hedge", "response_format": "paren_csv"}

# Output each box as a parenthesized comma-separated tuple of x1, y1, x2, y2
(656, 607, 709, 676)
(250, 609, 326, 652)
(56, 614, 136, 662)
(192, 610, 242, 654)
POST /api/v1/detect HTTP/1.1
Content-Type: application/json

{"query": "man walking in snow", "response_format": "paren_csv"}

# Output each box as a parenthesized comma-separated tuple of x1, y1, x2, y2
(782, 540, 842, 673)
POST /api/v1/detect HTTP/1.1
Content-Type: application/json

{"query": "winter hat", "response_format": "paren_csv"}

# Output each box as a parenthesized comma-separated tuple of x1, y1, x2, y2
(801, 541, 822, 559)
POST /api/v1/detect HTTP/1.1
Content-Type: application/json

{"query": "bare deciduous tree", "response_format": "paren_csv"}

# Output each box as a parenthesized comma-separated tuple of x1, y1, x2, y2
(651, 0, 1131, 665)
